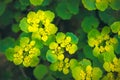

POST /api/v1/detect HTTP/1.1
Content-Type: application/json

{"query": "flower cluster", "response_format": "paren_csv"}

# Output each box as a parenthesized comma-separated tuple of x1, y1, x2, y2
(102, 72, 120, 80)
(7, 37, 40, 67)
(46, 32, 78, 63)
(70, 59, 103, 80)
(103, 57, 120, 73)
(83, 0, 120, 11)
(88, 27, 118, 57)
(50, 58, 70, 74)
(20, 10, 58, 42)
(103, 57, 120, 80)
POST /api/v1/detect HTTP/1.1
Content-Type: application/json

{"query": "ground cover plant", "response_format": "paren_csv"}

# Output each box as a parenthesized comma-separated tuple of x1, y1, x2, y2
(0, 0, 120, 80)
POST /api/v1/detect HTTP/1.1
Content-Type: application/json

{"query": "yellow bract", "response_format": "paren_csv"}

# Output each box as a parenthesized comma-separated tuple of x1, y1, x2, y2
(57, 54, 64, 61)
(79, 70, 86, 80)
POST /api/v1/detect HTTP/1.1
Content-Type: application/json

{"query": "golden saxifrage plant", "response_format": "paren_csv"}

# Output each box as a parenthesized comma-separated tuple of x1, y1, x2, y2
(1, 0, 120, 80)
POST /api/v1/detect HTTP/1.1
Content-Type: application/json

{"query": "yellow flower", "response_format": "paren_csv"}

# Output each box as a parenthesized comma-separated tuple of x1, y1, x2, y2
(23, 56, 31, 67)
(65, 36, 71, 43)
(63, 68, 69, 74)
(37, 10, 45, 21)
(68, 44, 78, 54)
(42, 35, 48, 42)
(13, 57, 23, 65)
(79, 70, 86, 80)
(86, 65, 92, 79)
(99, 46, 105, 53)
(57, 53, 64, 61)
(64, 58, 69, 63)
(28, 24, 39, 32)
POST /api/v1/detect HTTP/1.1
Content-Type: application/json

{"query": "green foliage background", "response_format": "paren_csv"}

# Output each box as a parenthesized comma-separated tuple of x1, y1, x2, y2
(0, 0, 120, 80)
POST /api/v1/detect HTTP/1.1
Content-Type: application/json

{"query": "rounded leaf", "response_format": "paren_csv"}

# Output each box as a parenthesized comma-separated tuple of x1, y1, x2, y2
(55, 1, 72, 20)
(30, 57, 40, 67)
(110, 21, 120, 33)
(33, 64, 48, 80)
(79, 59, 91, 69)
(5, 48, 14, 61)
(88, 29, 100, 39)
(82, 0, 96, 10)
(50, 62, 59, 71)
(81, 16, 99, 33)
(66, 0, 79, 14)
(19, 17, 29, 33)
(30, 0, 44, 6)
(46, 50, 58, 63)
(66, 32, 79, 44)
(101, 26, 110, 35)
(109, 0, 120, 10)
(70, 59, 79, 69)
(56, 32, 66, 43)
(95, 0, 108, 11)
(92, 67, 103, 80)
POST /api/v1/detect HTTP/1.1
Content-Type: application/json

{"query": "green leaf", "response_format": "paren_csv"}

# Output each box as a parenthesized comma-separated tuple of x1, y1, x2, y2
(19, 0, 30, 6)
(88, 29, 100, 39)
(92, 67, 103, 80)
(0, 37, 15, 53)
(66, 32, 79, 44)
(43, 75, 55, 80)
(33, 64, 48, 80)
(30, 57, 39, 67)
(70, 59, 79, 69)
(79, 59, 91, 69)
(115, 37, 120, 54)
(95, 0, 108, 11)
(19, 17, 29, 33)
(71, 66, 83, 80)
(101, 26, 110, 35)
(5, 48, 14, 61)
(56, 32, 66, 43)
(41, 0, 52, 6)
(44, 35, 56, 46)
(50, 62, 59, 71)
(0, 2, 6, 16)
(109, 0, 120, 10)
(20, 32, 31, 38)
(110, 21, 120, 33)
(12, 24, 20, 33)
(30, 0, 44, 6)
(102, 51, 116, 62)
(55, 1, 72, 20)
(93, 46, 100, 57)
(103, 62, 111, 72)
(46, 50, 58, 63)
(99, 10, 116, 25)
(83, 45, 95, 60)
(66, 0, 80, 14)
(34, 39, 44, 49)
(20, 37, 30, 46)
(81, 16, 99, 33)
(82, 0, 96, 10)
